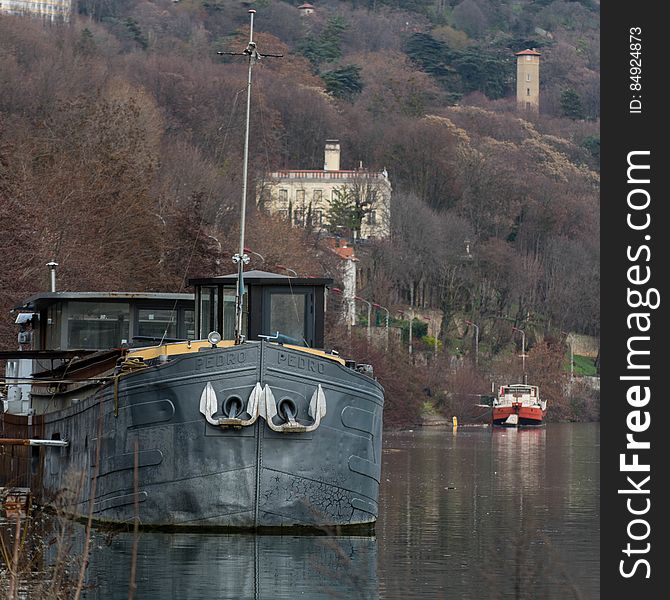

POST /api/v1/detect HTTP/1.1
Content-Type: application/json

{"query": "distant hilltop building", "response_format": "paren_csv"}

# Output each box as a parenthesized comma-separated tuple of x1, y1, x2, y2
(298, 3, 315, 16)
(515, 49, 541, 113)
(0, 0, 72, 21)
(259, 140, 391, 240)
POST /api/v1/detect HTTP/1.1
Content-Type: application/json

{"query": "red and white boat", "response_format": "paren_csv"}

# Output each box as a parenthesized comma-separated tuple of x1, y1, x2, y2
(492, 383, 546, 427)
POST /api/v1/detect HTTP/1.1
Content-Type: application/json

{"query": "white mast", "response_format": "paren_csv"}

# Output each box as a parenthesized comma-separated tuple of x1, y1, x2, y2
(217, 10, 282, 344)
(232, 9, 256, 344)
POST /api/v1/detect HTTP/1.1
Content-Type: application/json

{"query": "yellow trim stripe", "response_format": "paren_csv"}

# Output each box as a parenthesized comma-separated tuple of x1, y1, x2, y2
(126, 340, 345, 365)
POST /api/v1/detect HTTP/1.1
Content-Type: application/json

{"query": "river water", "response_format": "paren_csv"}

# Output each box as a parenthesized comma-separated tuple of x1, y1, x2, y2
(4, 423, 600, 599)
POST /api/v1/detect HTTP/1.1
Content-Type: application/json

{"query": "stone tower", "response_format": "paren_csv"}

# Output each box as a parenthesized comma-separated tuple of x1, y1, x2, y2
(515, 49, 541, 113)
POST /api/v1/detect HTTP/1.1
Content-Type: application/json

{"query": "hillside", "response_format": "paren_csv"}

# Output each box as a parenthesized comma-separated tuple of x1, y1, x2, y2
(0, 0, 600, 421)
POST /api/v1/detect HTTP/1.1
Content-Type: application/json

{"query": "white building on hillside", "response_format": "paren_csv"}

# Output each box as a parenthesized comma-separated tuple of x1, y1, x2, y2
(259, 140, 391, 240)
(0, 0, 72, 21)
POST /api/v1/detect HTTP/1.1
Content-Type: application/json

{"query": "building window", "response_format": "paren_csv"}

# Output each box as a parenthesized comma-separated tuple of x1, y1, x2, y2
(527, 88, 531, 96)
(294, 209, 304, 226)
(526, 56, 532, 62)
(296, 189, 305, 205)
(526, 102, 531, 110)
(526, 73, 531, 82)
(315, 209, 323, 225)
(313, 189, 323, 203)
(278, 189, 288, 204)
(367, 210, 377, 226)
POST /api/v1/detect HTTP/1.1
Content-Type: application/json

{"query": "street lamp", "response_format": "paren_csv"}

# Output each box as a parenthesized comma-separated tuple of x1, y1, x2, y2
(276, 264, 297, 277)
(355, 296, 372, 342)
(465, 320, 479, 366)
(373, 302, 390, 351)
(397, 308, 414, 355)
(244, 246, 265, 265)
(512, 326, 526, 374)
(561, 330, 574, 380)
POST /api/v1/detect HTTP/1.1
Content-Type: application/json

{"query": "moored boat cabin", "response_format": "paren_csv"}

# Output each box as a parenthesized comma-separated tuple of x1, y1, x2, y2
(2, 292, 194, 414)
(13, 291, 195, 352)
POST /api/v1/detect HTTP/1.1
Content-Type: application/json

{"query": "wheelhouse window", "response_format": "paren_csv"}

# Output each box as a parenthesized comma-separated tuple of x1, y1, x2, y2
(46, 304, 62, 350)
(137, 308, 178, 340)
(221, 290, 237, 339)
(197, 286, 241, 340)
(67, 302, 130, 349)
(199, 286, 218, 339)
(183, 309, 195, 339)
(262, 288, 314, 346)
(269, 293, 307, 343)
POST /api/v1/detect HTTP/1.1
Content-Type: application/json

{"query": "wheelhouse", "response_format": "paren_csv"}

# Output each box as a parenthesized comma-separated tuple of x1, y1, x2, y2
(188, 270, 332, 349)
(11, 291, 195, 352)
(499, 384, 538, 399)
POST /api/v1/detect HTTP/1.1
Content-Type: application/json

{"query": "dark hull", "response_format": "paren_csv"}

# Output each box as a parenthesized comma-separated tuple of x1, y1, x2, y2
(2, 341, 384, 529)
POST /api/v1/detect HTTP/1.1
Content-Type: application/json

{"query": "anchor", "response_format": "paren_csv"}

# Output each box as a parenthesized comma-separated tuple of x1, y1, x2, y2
(262, 384, 327, 433)
(199, 382, 262, 427)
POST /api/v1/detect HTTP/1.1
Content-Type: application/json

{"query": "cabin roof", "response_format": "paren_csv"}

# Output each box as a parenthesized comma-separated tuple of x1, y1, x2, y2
(188, 270, 333, 287)
(14, 291, 193, 311)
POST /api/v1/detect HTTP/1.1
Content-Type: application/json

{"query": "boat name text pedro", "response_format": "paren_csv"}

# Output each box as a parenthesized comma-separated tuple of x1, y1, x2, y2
(278, 352, 325, 374)
(196, 352, 247, 371)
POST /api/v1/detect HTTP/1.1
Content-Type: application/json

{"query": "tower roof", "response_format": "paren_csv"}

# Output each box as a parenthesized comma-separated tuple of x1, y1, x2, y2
(515, 49, 541, 56)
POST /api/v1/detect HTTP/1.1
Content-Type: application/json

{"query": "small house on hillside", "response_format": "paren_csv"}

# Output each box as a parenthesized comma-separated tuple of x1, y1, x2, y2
(298, 3, 315, 16)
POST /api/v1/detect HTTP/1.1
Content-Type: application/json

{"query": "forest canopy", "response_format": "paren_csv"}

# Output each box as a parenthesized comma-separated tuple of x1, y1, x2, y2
(0, 0, 599, 366)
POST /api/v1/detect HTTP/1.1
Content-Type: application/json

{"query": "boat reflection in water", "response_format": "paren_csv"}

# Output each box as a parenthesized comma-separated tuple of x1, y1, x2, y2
(84, 532, 378, 600)
(491, 425, 546, 492)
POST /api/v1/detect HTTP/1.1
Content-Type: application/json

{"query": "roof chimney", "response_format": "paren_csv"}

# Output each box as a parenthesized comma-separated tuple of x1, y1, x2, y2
(324, 140, 340, 171)
(47, 261, 58, 292)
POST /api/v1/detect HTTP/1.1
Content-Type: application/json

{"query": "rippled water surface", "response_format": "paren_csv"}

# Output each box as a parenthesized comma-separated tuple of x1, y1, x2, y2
(376, 423, 599, 599)
(16, 423, 599, 599)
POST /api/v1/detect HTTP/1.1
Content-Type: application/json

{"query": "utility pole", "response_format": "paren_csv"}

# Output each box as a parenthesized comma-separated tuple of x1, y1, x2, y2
(465, 320, 479, 366)
(373, 303, 390, 352)
(512, 326, 526, 374)
(356, 297, 372, 343)
(408, 286, 414, 355)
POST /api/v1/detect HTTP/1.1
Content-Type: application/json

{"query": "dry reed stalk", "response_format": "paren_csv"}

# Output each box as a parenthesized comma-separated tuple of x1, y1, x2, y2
(7, 512, 21, 600)
(73, 394, 105, 600)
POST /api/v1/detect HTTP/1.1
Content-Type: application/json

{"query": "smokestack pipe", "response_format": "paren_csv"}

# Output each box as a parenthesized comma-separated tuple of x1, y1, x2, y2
(47, 261, 58, 292)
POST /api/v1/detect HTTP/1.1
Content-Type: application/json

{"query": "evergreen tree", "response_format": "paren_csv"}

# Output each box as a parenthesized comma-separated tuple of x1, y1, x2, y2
(321, 65, 363, 100)
(327, 188, 359, 234)
(560, 88, 584, 120)
(298, 16, 348, 68)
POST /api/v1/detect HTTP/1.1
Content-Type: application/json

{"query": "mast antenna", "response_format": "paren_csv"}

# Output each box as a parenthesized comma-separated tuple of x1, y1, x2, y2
(217, 10, 283, 344)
